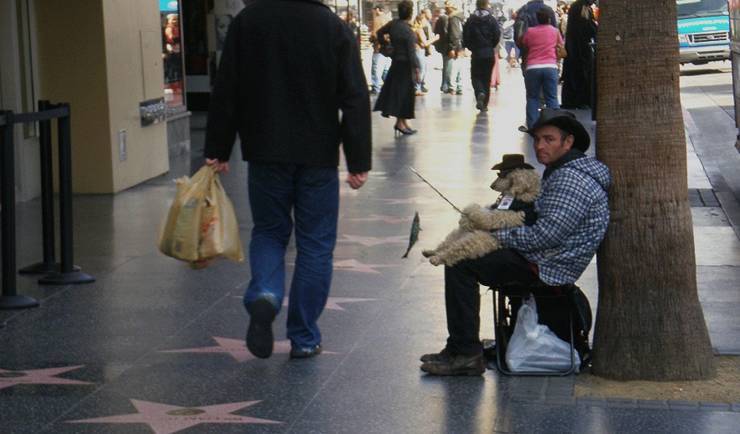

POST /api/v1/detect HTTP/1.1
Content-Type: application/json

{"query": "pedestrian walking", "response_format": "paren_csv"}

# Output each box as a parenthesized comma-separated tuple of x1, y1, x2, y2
(520, 9, 563, 128)
(433, 7, 450, 93)
(374, 1, 421, 136)
(561, 0, 597, 109)
(444, 1, 466, 95)
(370, 4, 392, 94)
(413, 10, 437, 95)
(514, 0, 557, 70)
(462, 0, 501, 111)
(204, 0, 372, 360)
(501, 10, 520, 67)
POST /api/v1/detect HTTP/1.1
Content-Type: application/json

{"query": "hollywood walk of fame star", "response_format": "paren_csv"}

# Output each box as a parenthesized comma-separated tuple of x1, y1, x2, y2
(377, 197, 438, 206)
(284, 258, 399, 273)
(338, 234, 408, 247)
(67, 399, 281, 434)
(0, 365, 92, 390)
(283, 296, 377, 311)
(332, 259, 398, 274)
(161, 338, 336, 362)
(344, 214, 412, 224)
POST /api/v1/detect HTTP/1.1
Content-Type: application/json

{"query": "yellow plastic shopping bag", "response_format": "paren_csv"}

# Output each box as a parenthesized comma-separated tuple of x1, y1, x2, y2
(158, 165, 244, 266)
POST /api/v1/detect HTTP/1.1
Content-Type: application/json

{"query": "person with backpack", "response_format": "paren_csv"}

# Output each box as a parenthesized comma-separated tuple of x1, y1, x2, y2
(514, 0, 557, 69)
(520, 8, 564, 128)
(462, 0, 501, 111)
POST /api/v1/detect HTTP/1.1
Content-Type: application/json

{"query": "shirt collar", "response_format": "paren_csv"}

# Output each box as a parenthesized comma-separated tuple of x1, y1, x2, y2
(543, 149, 585, 180)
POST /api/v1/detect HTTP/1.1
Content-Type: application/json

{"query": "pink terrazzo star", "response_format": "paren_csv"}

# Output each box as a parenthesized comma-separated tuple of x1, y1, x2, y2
(338, 234, 408, 247)
(333, 259, 398, 274)
(67, 399, 281, 434)
(0, 365, 92, 390)
(344, 214, 412, 224)
(378, 197, 438, 205)
(285, 258, 398, 273)
(162, 338, 337, 362)
(283, 296, 377, 311)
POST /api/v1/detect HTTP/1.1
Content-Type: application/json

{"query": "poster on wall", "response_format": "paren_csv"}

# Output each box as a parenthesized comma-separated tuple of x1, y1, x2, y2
(160, 0, 184, 109)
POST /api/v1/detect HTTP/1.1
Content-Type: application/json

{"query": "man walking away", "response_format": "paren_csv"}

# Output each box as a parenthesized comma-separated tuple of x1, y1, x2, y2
(204, 0, 372, 360)
(442, 1, 465, 95)
(463, 0, 501, 111)
(433, 7, 450, 93)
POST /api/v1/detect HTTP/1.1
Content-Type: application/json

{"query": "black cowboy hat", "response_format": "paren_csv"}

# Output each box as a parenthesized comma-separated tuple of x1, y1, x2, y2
(518, 109, 591, 152)
(491, 154, 535, 171)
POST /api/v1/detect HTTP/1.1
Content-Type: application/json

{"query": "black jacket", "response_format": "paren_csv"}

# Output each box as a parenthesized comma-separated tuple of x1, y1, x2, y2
(377, 20, 420, 68)
(204, 0, 371, 173)
(463, 10, 501, 58)
(432, 15, 449, 53)
(447, 12, 465, 52)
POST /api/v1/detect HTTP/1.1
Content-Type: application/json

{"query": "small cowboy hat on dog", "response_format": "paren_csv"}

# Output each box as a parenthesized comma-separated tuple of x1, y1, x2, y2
(491, 154, 535, 171)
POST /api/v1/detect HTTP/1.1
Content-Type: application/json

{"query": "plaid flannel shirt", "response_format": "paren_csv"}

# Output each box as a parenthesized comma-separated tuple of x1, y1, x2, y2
(496, 156, 611, 285)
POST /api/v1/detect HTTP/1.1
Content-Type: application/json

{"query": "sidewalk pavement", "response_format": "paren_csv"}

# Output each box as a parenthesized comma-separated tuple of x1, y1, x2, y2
(0, 61, 739, 433)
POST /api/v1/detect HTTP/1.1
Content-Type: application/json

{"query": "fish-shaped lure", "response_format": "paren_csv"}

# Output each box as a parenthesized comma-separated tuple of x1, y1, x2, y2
(402, 212, 421, 258)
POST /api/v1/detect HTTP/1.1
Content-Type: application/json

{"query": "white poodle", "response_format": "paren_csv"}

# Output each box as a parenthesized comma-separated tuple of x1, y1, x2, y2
(422, 167, 540, 266)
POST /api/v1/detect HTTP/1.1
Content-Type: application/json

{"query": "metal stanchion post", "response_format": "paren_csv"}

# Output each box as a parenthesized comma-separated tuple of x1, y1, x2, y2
(19, 100, 71, 274)
(38, 105, 94, 285)
(0, 111, 39, 309)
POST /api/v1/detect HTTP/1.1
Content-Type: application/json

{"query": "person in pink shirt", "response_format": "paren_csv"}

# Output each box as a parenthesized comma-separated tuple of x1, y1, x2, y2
(521, 9, 564, 128)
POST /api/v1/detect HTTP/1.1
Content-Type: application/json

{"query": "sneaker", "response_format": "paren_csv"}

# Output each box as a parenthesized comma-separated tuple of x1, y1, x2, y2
(455, 89, 463, 95)
(245, 298, 277, 359)
(420, 347, 452, 363)
(290, 344, 323, 359)
(421, 86, 429, 93)
(420, 353, 486, 376)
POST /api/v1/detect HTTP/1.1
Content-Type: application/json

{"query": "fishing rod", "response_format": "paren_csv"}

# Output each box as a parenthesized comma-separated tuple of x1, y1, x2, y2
(408, 166, 462, 214)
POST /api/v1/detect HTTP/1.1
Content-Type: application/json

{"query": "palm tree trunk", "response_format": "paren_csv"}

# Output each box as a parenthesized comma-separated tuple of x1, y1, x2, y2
(593, 0, 715, 380)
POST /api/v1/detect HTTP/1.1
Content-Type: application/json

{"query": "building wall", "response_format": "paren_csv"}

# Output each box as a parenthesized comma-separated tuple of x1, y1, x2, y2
(35, 0, 169, 194)
(102, 0, 169, 192)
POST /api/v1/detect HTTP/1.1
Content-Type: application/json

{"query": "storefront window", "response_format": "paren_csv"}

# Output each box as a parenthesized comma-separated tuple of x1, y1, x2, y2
(160, 0, 184, 109)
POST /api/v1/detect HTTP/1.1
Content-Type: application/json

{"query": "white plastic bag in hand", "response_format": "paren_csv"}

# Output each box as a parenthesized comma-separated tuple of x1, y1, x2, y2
(505, 295, 580, 373)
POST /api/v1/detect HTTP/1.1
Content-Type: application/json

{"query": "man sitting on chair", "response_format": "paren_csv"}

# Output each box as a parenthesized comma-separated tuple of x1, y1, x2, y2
(421, 109, 611, 376)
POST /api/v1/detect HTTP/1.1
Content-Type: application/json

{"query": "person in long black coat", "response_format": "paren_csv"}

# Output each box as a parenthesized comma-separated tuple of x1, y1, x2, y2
(560, 0, 597, 109)
(373, 0, 420, 136)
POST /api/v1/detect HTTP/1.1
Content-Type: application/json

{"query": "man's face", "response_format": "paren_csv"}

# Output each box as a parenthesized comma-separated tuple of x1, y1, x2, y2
(423, 9, 432, 19)
(531, 125, 574, 165)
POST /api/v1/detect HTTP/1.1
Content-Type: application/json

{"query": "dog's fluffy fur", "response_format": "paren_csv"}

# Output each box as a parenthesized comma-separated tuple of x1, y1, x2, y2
(422, 168, 540, 266)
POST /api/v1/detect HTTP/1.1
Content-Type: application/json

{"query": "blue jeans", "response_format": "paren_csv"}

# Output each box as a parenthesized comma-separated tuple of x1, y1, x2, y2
(444, 55, 463, 92)
(524, 67, 560, 128)
(371, 52, 390, 92)
(415, 49, 427, 91)
(504, 40, 520, 60)
(244, 162, 339, 349)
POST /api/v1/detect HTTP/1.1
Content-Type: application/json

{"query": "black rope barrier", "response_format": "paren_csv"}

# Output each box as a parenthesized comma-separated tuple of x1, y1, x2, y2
(0, 102, 94, 310)
(0, 110, 39, 309)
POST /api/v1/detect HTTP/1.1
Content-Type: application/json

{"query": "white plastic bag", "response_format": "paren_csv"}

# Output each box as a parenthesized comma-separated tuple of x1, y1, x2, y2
(505, 295, 580, 373)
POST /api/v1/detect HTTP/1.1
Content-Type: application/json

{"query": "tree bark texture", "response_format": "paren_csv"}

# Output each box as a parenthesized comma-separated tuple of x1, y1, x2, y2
(592, 0, 716, 380)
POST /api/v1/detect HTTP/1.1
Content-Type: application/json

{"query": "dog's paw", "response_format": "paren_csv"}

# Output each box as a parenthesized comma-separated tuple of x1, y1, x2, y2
(429, 256, 443, 266)
(421, 249, 436, 258)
